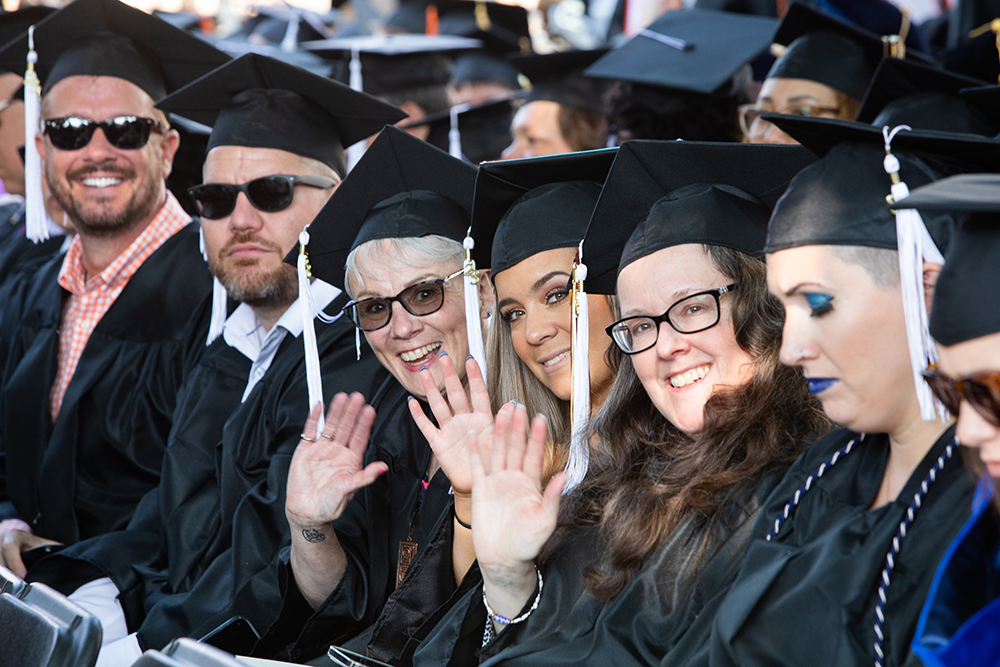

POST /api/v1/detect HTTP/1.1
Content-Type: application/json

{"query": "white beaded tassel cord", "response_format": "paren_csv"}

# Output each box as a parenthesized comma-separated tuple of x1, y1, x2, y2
(882, 125, 947, 422)
(346, 45, 366, 172)
(23, 25, 47, 244)
(449, 103, 469, 160)
(199, 226, 228, 346)
(297, 229, 326, 436)
(564, 241, 590, 493)
(462, 229, 487, 385)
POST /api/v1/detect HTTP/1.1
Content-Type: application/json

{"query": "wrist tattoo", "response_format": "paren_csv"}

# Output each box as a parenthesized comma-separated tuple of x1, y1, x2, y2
(302, 528, 327, 543)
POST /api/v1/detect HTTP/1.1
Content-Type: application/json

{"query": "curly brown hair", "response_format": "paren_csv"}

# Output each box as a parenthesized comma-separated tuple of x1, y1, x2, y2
(542, 245, 831, 599)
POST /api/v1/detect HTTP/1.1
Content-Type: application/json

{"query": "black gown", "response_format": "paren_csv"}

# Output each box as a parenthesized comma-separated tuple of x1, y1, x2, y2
(0, 222, 214, 543)
(129, 304, 389, 651)
(410, 470, 788, 667)
(252, 376, 456, 664)
(708, 426, 974, 667)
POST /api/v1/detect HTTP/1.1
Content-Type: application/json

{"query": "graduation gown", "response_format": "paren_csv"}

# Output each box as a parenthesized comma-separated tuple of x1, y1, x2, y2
(410, 469, 786, 667)
(132, 305, 389, 651)
(0, 222, 213, 543)
(26, 335, 252, 610)
(708, 426, 974, 667)
(253, 376, 455, 664)
(912, 482, 1000, 667)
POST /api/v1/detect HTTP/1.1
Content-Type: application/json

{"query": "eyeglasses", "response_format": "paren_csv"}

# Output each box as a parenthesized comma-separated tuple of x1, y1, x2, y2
(737, 103, 841, 142)
(187, 175, 337, 220)
(605, 284, 736, 355)
(923, 363, 1000, 427)
(344, 269, 465, 331)
(43, 116, 164, 151)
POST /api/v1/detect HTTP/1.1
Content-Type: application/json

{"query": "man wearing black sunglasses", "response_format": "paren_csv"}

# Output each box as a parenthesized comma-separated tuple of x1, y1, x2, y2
(17, 53, 404, 664)
(0, 0, 230, 593)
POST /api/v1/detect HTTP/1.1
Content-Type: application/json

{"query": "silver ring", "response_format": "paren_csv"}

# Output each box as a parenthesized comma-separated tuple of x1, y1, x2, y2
(321, 432, 336, 440)
(300, 433, 317, 442)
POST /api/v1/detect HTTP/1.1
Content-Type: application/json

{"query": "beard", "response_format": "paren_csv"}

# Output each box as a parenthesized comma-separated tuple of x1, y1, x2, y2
(208, 232, 299, 310)
(48, 159, 162, 239)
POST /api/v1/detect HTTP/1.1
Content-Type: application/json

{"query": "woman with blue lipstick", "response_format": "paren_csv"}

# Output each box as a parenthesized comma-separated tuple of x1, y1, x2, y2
(892, 174, 1000, 667)
(708, 124, 982, 667)
(411, 140, 829, 667)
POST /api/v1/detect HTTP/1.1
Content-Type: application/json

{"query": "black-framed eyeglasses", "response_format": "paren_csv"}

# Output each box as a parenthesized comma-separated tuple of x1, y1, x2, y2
(344, 269, 465, 332)
(187, 175, 337, 220)
(923, 363, 1000, 427)
(43, 116, 164, 151)
(606, 284, 736, 355)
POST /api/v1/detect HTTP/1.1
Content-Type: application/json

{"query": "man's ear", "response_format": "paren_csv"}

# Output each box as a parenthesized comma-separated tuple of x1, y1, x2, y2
(923, 260, 942, 316)
(159, 128, 181, 180)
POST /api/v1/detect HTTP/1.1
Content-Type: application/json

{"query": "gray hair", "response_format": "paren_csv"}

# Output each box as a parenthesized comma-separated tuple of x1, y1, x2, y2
(344, 235, 464, 298)
(831, 245, 900, 288)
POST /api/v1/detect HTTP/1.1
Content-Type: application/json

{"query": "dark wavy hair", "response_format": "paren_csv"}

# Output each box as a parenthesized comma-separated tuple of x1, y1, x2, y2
(542, 245, 831, 599)
(606, 81, 745, 143)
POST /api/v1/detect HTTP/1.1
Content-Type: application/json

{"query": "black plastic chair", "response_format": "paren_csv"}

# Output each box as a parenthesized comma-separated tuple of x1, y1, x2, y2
(0, 579, 101, 667)
(129, 638, 246, 667)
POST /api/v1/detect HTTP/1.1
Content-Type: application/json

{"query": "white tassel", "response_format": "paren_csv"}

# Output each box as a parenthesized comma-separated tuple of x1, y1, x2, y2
(199, 225, 228, 346)
(462, 229, 487, 385)
(883, 126, 947, 422)
(23, 26, 47, 244)
(449, 103, 468, 160)
(564, 241, 590, 493)
(355, 327, 362, 362)
(297, 229, 326, 436)
(346, 46, 366, 173)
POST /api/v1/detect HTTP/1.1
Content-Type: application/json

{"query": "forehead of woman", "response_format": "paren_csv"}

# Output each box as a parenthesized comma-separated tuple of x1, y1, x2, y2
(348, 236, 461, 297)
(617, 244, 723, 315)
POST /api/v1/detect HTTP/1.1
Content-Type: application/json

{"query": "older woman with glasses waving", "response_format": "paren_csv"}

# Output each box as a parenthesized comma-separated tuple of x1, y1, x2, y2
(411, 140, 828, 667)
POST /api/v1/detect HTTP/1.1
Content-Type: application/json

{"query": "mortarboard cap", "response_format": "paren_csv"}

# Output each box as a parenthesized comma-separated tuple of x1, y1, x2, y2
(0, 7, 56, 72)
(470, 147, 618, 274)
(303, 34, 481, 95)
(585, 141, 816, 295)
(438, 0, 532, 55)
(151, 10, 204, 33)
(584, 9, 777, 96)
(209, 37, 335, 77)
(895, 174, 1000, 345)
(510, 49, 610, 115)
(289, 125, 477, 291)
(940, 23, 1000, 86)
(450, 52, 522, 89)
(156, 53, 405, 176)
(856, 57, 997, 135)
(0, 0, 231, 101)
(383, 0, 429, 34)
(399, 92, 522, 164)
(232, 5, 335, 46)
(767, 1, 927, 100)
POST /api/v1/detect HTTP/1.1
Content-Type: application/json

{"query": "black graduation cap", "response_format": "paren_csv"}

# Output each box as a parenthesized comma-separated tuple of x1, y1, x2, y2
(437, 0, 532, 55)
(855, 57, 997, 135)
(156, 53, 406, 176)
(584, 141, 817, 295)
(151, 10, 204, 33)
(584, 9, 777, 96)
(449, 52, 522, 90)
(287, 125, 478, 290)
(768, 1, 925, 100)
(398, 92, 523, 164)
(0, 7, 56, 68)
(0, 0, 231, 100)
(761, 114, 1000, 172)
(165, 114, 211, 216)
(232, 4, 335, 45)
(302, 33, 481, 95)
(469, 147, 617, 274)
(210, 37, 335, 77)
(383, 0, 429, 34)
(940, 23, 1000, 86)
(894, 174, 1000, 345)
(509, 49, 610, 115)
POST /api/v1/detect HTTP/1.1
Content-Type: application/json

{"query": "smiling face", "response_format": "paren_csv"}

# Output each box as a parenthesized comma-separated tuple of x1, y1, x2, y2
(39, 75, 179, 237)
(767, 245, 918, 434)
(200, 146, 337, 309)
(937, 332, 1000, 479)
(616, 244, 754, 434)
(494, 246, 616, 402)
(349, 240, 471, 398)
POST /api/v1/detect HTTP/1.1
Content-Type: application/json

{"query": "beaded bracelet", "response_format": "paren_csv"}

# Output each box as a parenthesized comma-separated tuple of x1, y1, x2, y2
(482, 566, 543, 627)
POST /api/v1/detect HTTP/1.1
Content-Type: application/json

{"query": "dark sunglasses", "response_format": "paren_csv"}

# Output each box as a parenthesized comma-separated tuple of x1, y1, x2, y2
(187, 175, 337, 220)
(44, 116, 164, 151)
(344, 269, 464, 331)
(923, 363, 1000, 427)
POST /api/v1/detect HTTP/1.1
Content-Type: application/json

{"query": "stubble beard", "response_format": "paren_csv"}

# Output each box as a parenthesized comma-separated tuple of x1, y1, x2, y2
(207, 233, 299, 310)
(48, 159, 163, 239)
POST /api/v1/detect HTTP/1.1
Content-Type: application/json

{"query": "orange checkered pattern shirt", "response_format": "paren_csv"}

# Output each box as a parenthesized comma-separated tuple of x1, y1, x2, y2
(50, 192, 190, 420)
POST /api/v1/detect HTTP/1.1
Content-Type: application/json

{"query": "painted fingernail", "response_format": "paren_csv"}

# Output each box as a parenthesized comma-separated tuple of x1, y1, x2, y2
(440, 350, 448, 357)
(466, 354, 474, 360)
(420, 365, 428, 371)
(407, 396, 415, 402)
(515, 401, 527, 411)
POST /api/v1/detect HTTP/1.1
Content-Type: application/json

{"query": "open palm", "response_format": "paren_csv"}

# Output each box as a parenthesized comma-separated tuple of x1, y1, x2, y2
(408, 354, 494, 496)
(285, 392, 386, 528)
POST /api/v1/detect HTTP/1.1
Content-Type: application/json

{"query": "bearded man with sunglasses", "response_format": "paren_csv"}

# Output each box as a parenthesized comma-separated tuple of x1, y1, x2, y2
(0, 0, 231, 565)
